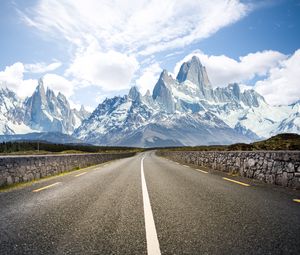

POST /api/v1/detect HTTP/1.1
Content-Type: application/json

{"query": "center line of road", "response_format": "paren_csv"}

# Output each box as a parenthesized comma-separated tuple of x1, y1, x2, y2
(196, 169, 208, 174)
(75, 172, 87, 177)
(222, 177, 250, 187)
(141, 157, 161, 255)
(32, 182, 61, 192)
(293, 199, 300, 203)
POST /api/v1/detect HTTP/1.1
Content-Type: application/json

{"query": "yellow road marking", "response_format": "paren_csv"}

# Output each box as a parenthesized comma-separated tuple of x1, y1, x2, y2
(32, 182, 61, 192)
(222, 177, 250, 187)
(293, 199, 300, 203)
(75, 172, 87, 177)
(196, 169, 208, 174)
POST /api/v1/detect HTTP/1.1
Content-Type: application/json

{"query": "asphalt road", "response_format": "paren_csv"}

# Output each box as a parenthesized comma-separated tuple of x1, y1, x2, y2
(0, 151, 299, 254)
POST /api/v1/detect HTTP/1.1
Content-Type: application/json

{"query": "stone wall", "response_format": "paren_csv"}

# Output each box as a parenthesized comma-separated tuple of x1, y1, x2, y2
(0, 152, 135, 187)
(158, 151, 300, 189)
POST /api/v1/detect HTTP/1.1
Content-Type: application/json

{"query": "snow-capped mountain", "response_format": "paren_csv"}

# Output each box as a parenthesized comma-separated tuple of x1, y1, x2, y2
(0, 78, 89, 136)
(0, 87, 32, 135)
(75, 56, 300, 147)
(1, 56, 299, 147)
(24, 78, 89, 134)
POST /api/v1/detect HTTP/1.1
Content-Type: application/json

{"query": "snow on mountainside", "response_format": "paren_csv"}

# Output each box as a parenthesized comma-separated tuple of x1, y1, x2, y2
(0, 78, 89, 136)
(24, 78, 89, 134)
(75, 55, 300, 147)
(1, 56, 299, 146)
(0, 87, 33, 135)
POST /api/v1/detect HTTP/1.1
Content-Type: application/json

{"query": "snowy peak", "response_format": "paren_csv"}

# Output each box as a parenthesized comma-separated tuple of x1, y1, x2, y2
(128, 86, 141, 102)
(176, 56, 212, 90)
(0, 87, 28, 135)
(20, 78, 89, 134)
(34, 78, 47, 107)
(228, 83, 241, 99)
(152, 70, 175, 112)
(78, 105, 90, 119)
(36, 78, 46, 93)
(153, 70, 174, 94)
(145, 90, 151, 97)
(75, 54, 300, 147)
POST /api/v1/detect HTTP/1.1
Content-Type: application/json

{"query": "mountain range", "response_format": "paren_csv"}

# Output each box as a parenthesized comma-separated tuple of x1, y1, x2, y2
(0, 56, 299, 147)
(0, 79, 89, 136)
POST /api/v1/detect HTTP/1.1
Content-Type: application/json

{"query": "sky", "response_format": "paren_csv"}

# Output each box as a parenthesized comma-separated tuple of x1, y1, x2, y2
(0, 0, 299, 111)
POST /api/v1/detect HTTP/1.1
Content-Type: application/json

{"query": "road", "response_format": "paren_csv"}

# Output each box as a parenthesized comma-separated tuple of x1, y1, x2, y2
(0, 151, 299, 254)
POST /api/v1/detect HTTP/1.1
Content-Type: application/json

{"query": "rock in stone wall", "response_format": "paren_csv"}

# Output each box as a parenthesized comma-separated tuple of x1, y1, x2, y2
(157, 151, 300, 189)
(0, 152, 135, 187)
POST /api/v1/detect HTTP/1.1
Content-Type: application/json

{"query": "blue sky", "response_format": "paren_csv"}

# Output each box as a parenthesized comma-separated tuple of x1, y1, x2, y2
(0, 0, 299, 110)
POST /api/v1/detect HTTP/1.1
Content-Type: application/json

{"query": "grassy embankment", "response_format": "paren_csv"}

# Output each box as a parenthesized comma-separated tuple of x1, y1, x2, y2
(1, 133, 299, 155)
(158, 133, 300, 151)
(0, 141, 143, 155)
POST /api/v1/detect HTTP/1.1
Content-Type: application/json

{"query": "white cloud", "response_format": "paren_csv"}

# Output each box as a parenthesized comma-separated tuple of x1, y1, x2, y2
(43, 73, 74, 98)
(0, 62, 36, 98)
(25, 62, 62, 73)
(255, 49, 300, 105)
(135, 63, 162, 95)
(0, 62, 24, 84)
(20, 0, 250, 55)
(174, 50, 287, 87)
(174, 49, 300, 105)
(0, 62, 75, 102)
(66, 42, 139, 91)
(19, 0, 252, 98)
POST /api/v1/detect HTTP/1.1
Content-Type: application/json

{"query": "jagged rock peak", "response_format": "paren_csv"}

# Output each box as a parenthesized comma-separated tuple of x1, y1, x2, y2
(36, 78, 46, 94)
(57, 92, 68, 102)
(159, 69, 174, 82)
(191, 55, 202, 65)
(152, 69, 174, 100)
(145, 89, 151, 97)
(161, 69, 168, 77)
(46, 87, 56, 98)
(176, 56, 212, 89)
(128, 86, 141, 101)
(228, 83, 241, 98)
(157, 69, 175, 87)
(80, 105, 86, 112)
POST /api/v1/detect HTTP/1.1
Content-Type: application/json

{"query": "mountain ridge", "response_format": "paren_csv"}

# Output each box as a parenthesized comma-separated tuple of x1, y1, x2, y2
(0, 55, 299, 147)
(74, 56, 299, 147)
(0, 78, 89, 136)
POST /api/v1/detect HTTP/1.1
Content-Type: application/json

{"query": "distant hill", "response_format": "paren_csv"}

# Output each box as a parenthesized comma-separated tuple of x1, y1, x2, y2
(161, 133, 300, 151)
(0, 132, 84, 144)
(0, 140, 141, 155)
(252, 133, 300, 150)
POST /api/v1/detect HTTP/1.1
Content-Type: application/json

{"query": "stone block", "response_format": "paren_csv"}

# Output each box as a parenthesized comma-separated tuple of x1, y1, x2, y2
(248, 158, 256, 167)
(266, 174, 275, 184)
(0, 176, 6, 186)
(281, 172, 288, 187)
(287, 163, 295, 173)
(275, 174, 283, 186)
(6, 176, 13, 185)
